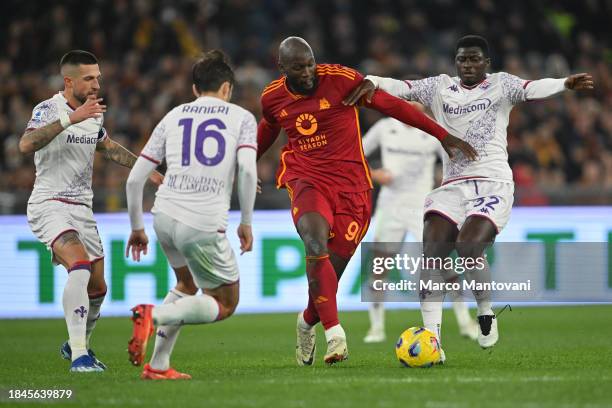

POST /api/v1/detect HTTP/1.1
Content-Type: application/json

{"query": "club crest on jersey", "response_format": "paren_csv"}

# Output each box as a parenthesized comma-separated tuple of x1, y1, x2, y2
(479, 80, 491, 89)
(295, 113, 318, 136)
(319, 98, 331, 110)
(448, 85, 459, 93)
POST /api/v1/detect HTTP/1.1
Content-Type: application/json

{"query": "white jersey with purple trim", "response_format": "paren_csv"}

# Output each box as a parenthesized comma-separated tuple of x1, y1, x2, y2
(26, 92, 107, 207)
(362, 117, 440, 209)
(141, 96, 257, 232)
(375, 72, 566, 185)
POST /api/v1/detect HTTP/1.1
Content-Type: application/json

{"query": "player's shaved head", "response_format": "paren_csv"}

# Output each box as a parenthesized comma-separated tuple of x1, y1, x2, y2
(278, 37, 317, 95)
(278, 37, 313, 65)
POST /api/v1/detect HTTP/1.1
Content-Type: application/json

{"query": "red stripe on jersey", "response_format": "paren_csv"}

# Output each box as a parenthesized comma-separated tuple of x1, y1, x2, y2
(424, 210, 459, 225)
(237, 144, 257, 151)
(140, 153, 160, 165)
(353, 107, 373, 189)
(523, 80, 533, 89)
(276, 150, 294, 188)
(48, 198, 88, 206)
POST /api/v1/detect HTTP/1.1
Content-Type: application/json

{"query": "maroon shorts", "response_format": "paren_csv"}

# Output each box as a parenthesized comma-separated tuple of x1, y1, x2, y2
(286, 180, 372, 259)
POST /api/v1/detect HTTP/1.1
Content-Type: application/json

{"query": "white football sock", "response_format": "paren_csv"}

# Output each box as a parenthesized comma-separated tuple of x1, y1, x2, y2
(150, 289, 190, 371)
(62, 267, 91, 361)
(324, 324, 346, 342)
(368, 302, 385, 331)
(297, 311, 313, 331)
(153, 293, 220, 326)
(420, 268, 445, 343)
(86, 293, 105, 349)
(449, 290, 471, 327)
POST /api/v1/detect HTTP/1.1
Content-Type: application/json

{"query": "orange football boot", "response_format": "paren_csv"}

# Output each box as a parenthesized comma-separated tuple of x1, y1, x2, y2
(128, 304, 154, 366)
(141, 364, 192, 380)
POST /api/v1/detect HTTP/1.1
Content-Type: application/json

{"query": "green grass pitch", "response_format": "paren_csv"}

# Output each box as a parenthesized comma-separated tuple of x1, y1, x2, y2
(0, 305, 611, 407)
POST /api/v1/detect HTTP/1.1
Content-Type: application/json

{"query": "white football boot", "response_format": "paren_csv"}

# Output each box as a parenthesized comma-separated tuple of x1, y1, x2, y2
(324, 336, 348, 365)
(295, 314, 316, 366)
(477, 314, 498, 348)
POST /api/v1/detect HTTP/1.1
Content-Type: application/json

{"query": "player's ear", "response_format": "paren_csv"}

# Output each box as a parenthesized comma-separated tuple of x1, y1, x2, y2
(219, 81, 232, 101)
(192, 84, 199, 98)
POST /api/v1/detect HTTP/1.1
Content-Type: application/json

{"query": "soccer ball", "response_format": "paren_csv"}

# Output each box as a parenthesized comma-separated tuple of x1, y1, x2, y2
(395, 327, 441, 368)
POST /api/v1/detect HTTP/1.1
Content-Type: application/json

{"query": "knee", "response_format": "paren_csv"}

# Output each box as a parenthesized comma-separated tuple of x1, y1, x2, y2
(303, 235, 328, 257)
(87, 275, 108, 298)
(216, 300, 238, 321)
(175, 280, 198, 296)
(87, 281, 107, 298)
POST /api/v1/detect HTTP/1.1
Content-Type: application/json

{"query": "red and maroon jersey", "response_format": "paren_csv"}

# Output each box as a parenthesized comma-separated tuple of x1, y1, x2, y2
(260, 64, 373, 192)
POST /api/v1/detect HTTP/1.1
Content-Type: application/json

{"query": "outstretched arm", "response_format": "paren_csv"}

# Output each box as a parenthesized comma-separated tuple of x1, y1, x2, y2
(344, 76, 415, 105)
(364, 90, 477, 160)
(524, 73, 594, 100)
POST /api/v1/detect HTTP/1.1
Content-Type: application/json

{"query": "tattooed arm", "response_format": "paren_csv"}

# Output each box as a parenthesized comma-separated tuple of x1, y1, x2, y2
(19, 96, 106, 154)
(97, 136, 164, 185)
(96, 137, 138, 168)
(18, 121, 65, 154)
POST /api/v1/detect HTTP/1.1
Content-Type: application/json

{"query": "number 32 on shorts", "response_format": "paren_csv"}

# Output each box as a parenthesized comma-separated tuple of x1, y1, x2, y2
(344, 221, 364, 244)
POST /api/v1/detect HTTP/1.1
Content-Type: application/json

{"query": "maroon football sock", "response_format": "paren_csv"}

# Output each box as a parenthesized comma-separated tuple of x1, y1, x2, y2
(306, 255, 339, 329)
(303, 292, 320, 326)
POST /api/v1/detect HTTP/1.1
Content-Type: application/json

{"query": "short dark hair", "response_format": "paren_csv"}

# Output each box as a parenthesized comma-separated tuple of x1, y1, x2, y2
(60, 50, 98, 67)
(192, 50, 235, 93)
(455, 35, 490, 57)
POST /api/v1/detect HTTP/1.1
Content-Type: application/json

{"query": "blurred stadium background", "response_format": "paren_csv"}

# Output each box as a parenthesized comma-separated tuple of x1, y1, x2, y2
(1, 0, 611, 315)
(0, 0, 610, 215)
(0, 3, 611, 406)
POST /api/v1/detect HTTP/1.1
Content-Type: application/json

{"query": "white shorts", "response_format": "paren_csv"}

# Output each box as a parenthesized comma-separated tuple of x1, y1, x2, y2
(423, 179, 514, 233)
(153, 212, 239, 289)
(372, 205, 424, 253)
(27, 200, 104, 264)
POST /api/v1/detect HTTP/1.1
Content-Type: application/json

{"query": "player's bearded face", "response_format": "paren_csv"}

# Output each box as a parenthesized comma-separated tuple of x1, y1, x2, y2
(283, 56, 317, 95)
(72, 64, 102, 104)
(455, 47, 489, 86)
